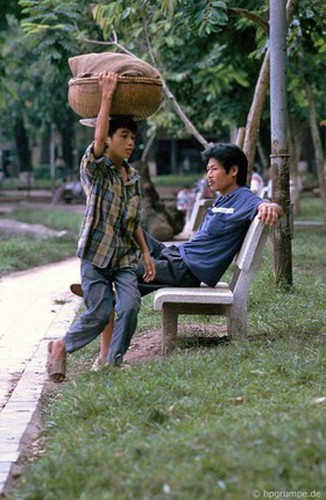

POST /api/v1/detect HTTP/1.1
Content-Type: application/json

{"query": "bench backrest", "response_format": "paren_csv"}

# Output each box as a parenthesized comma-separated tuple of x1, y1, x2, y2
(230, 215, 268, 294)
(189, 198, 214, 233)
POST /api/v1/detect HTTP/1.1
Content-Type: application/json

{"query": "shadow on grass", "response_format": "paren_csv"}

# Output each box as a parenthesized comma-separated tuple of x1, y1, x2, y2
(177, 335, 230, 350)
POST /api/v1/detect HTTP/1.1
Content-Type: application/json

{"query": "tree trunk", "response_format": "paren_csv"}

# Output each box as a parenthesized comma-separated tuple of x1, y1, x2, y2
(257, 139, 269, 173)
(270, 0, 292, 288)
(134, 130, 184, 239)
(243, 0, 297, 175)
(243, 50, 270, 174)
(56, 113, 75, 173)
(134, 158, 184, 239)
(40, 129, 50, 165)
(304, 79, 326, 228)
(236, 127, 246, 148)
(14, 114, 32, 173)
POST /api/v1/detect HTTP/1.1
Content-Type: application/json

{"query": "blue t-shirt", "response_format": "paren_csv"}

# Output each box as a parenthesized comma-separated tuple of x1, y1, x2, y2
(179, 187, 263, 287)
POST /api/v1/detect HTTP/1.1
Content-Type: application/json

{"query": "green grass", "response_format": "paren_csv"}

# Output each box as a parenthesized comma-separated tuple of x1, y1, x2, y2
(153, 174, 200, 188)
(296, 194, 323, 222)
(0, 178, 62, 189)
(0, 208, 82, 277)
(1, 198, 325, 498)
(14, 331, 325, 499)
(3, 208, 83, 233)
(10, 206, 326, 499)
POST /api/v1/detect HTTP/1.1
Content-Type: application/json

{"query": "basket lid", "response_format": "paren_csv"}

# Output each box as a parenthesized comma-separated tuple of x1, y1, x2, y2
(79, 118, 97, 127)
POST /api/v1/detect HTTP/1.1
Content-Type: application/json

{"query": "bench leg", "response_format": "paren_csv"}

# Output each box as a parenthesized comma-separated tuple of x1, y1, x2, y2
(227, 303, 247, 340)
(162, 305, 178, 355)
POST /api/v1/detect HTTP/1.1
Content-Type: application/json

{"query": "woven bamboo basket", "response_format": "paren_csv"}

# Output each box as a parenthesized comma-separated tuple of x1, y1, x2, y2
(68, 75, 163, 120)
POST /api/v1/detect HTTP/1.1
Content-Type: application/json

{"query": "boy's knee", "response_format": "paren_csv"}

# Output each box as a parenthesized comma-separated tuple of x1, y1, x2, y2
(118, 295, 141, 316)
(127, 299, 141, 315)
(95, 304, 113, 328)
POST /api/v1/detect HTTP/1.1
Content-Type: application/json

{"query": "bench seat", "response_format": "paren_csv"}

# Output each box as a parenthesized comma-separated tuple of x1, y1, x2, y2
(154, 283, 233, 308)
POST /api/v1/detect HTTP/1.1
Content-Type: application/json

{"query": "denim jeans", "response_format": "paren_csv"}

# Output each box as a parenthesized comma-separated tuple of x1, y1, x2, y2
(64, 259, 141, 366)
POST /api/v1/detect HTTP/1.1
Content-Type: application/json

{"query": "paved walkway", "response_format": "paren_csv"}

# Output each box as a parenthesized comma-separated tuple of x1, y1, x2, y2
(0, 258, 82, 495)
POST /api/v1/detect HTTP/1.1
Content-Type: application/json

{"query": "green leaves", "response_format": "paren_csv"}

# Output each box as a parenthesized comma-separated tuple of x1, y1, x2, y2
(92, 2, 138, 38)
(188, 0, 228, 37)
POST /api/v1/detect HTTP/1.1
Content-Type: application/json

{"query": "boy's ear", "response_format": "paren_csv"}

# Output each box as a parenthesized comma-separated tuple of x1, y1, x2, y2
(231, 165, 238, 178)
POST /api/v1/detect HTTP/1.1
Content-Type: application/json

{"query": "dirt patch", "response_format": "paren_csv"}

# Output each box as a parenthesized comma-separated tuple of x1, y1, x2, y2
(125, 322, 228, 364)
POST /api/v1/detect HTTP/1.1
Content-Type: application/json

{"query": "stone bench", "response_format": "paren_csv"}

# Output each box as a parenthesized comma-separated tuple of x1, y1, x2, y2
(153, 215, 268, 354)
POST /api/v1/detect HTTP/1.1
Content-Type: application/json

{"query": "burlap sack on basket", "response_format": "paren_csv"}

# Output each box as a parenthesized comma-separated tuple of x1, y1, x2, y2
(68, 52, 163, 120)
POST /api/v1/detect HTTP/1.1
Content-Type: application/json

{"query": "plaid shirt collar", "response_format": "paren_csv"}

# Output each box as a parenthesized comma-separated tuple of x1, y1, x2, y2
(101, 152, 139, 185)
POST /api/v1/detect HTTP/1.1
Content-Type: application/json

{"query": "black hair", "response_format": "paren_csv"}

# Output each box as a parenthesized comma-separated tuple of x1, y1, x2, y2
(201, 143, 248, 186)
(108, 116, 137, 137)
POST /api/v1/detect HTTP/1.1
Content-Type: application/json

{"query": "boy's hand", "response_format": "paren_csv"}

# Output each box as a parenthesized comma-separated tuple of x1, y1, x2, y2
(142, 251, 156, 282)
(98, 71, 118, 99)
(257, 202, 283, 226)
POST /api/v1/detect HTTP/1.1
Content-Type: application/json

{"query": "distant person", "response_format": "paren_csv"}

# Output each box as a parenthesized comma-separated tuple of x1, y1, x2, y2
(250, 165, 265, 196)
(290, 175, 303, 202)
(195, 175, 216, 201)
(176, 185, 192, 211)
(176, 185, 194, 223)
(266, 167, 273, 200)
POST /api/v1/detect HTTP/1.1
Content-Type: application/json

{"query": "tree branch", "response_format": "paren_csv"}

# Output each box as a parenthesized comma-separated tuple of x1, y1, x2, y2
(142, 18, 158, 68)
(141, 128, 156, 162)
(142, 17, 208, 147)
(227, 8, 269, 34)
(243, 0, 297, 169)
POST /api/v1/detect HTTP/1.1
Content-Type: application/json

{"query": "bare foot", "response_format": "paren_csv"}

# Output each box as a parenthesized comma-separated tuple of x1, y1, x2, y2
(47, 339, 67, 383)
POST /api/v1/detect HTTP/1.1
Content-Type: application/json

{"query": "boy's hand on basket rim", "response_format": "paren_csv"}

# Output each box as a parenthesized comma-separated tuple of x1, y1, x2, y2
(98, 71, 118, 98)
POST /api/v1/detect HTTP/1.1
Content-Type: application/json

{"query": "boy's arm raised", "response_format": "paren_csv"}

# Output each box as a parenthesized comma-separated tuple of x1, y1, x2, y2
(93, 72, 118, 159)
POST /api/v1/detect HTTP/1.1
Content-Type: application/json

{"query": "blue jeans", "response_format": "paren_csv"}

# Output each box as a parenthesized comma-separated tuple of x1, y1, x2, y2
(137, 231, 200, 291)
(64, 260, 141, 366)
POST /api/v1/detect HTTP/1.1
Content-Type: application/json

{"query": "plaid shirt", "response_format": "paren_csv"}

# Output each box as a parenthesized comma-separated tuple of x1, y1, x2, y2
(76, 143, 142, 270)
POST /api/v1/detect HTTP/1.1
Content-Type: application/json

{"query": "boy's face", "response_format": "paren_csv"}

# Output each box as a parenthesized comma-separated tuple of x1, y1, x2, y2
(108, 127, 136, 160)
(206, 158, 238, 196)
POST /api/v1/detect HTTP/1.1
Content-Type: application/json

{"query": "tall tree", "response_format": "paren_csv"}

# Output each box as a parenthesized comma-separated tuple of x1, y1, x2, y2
(270, 0, 292, 288)
(0, 15, 35, 174)
(287, 0, 326, 227)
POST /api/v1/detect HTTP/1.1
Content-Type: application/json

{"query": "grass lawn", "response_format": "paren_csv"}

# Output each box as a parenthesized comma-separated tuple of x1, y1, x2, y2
(6, 197, 326, 499)
(0, 208, 82, 277)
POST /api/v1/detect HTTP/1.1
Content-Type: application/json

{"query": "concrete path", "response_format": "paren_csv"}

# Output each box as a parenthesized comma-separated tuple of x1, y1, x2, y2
(0, 258, 82, 494)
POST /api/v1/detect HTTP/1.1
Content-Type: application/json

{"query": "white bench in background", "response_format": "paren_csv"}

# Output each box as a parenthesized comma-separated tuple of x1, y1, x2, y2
(188, 198, 214, 234)
(175, 198, 214, 241)
(153, 215, 268, 354)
